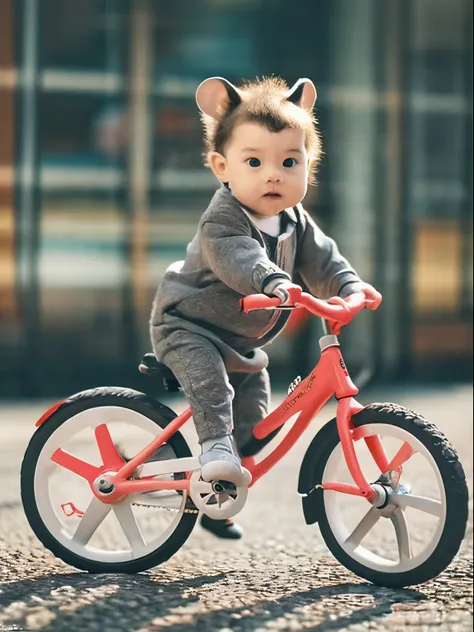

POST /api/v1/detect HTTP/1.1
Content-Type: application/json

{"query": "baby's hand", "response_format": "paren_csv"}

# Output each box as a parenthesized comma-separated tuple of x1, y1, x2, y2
(343, 282, 382, 310)
(271, 281, 302, 306)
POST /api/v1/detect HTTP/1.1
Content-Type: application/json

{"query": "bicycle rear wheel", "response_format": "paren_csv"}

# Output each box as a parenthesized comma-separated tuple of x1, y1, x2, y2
(307, 403, 468, 587)
(21, 387, 198, 573)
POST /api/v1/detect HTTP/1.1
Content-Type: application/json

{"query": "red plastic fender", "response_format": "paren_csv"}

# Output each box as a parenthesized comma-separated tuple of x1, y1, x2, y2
(35, 399, 67, 427)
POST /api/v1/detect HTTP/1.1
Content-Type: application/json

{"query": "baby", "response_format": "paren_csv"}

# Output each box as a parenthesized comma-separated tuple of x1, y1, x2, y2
(150, 76, 380, 491)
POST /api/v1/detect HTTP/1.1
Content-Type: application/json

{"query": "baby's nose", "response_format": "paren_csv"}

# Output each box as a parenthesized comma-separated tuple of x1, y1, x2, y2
(266, 168, 283, 183)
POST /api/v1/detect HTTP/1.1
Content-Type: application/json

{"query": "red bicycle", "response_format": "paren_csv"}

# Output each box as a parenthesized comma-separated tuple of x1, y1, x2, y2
(21, 290, 468, 587)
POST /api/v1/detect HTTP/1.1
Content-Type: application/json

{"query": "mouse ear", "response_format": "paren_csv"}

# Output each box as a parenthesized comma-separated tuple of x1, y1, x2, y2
(286, 78, 317, 111)
(196, 77, 243, 119)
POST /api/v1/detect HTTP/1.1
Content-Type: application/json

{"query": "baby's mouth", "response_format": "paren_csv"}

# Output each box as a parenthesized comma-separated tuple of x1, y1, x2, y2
(263, 192, 282, 198)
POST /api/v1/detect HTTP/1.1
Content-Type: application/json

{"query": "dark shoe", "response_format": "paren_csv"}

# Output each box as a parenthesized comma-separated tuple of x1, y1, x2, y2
(200, 514, 244, 539)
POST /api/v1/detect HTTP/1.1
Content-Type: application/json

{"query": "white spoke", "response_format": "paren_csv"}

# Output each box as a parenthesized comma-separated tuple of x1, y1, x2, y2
(391, 507, 412, 561)
(113, 500, 147, 557)
(218, 494, 231, 508)
(344, 507, 381, 553)
(130, 492, 183, 510)
(72, 497, 111, 546)
(193, 480, 213, 495)
(391, 493, 443, 517)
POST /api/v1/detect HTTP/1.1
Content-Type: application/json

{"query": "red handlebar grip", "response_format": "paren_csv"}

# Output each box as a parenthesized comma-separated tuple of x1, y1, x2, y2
(241, 291, 377, 327)
(241, 294, 281, 313)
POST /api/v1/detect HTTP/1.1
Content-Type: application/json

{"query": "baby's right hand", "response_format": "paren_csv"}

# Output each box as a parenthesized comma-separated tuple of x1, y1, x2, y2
(270, 281, 302, 306)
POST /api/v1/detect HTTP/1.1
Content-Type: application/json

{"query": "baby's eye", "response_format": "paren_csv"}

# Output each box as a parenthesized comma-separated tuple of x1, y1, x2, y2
(248, 158, 261, 168)
(283, 158, 297, 168)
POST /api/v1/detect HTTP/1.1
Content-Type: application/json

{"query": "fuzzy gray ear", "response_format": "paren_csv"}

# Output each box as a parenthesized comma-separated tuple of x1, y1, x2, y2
(286, 78, 317, 111)
(195, 77, 242, 119)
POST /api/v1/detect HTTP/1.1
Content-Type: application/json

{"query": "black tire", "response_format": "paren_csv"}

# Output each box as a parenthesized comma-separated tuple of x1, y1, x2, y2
(309, 403, 468, 588)
(21, 387, 198, 574)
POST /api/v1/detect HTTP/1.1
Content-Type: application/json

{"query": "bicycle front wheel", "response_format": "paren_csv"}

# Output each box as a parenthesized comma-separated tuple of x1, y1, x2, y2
(21, 387, 198, 574)
(309, 403, 468, 587)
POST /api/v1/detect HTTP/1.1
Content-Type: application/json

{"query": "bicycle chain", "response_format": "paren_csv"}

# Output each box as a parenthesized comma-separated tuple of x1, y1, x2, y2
(132, 499, 199, 514)
(132, 503, 199, 514)
(127, 461, 200, 514)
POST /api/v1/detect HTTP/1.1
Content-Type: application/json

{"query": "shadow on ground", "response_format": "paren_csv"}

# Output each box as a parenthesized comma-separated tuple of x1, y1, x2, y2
(0, 567, 427, 632)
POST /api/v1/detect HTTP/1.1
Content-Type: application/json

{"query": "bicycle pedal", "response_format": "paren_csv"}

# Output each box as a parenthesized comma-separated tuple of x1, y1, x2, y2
(211, 480, 237, 495)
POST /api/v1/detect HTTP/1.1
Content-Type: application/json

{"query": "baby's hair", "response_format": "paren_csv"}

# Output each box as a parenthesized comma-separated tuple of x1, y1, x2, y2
(198, 76, 322, 183)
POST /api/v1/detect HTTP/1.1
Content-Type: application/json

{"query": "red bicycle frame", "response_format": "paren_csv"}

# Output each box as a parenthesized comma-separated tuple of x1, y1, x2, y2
(49, 289, 393, 506)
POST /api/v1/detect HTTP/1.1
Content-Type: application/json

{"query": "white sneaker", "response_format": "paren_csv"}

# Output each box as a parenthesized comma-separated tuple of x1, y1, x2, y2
(199, 440, 251, 487)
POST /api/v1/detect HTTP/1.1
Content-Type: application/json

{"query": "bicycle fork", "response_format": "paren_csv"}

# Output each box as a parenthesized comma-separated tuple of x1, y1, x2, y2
(310, 335, 397, 505)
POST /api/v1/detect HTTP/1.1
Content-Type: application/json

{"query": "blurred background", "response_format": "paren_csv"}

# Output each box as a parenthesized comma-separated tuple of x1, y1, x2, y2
(0, 0, 472, 400)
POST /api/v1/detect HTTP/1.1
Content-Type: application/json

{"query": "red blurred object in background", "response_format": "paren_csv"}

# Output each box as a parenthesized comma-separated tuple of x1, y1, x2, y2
(285, 306, 309, 336)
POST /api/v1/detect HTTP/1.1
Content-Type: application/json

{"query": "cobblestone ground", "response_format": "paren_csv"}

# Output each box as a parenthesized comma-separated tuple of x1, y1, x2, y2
(0, 384, 472, 631)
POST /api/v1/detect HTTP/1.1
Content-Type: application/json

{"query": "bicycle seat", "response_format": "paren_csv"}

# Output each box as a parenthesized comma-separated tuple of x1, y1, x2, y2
(139, 353, 182, 392)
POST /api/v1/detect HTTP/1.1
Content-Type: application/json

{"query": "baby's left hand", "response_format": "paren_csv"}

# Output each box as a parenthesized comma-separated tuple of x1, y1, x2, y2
(345, 282, 382, 310)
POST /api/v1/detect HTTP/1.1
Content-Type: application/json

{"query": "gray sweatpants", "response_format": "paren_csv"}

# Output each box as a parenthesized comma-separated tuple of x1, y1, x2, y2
(158, 330, 269, 452)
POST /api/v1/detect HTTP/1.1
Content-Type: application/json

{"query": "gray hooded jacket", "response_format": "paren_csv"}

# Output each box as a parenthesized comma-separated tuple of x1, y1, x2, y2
(150, 185, 363, 373)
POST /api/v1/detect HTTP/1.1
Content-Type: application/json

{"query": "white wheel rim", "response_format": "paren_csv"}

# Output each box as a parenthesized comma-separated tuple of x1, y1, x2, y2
(322, 422, 447, 574)
(34, 406, 188, 564)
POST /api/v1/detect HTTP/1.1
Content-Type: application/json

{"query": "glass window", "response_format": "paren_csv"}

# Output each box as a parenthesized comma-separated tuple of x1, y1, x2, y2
(407, 110, 468, 218)
(34, 1, 133, 395)
(38, 187, 131, 394)
(41, 93, 126, 177)
(150, 0, 267, 214)
(0, 0, 19, 397)
(42, 0, 129, 72)
(406, 0, 472, 368)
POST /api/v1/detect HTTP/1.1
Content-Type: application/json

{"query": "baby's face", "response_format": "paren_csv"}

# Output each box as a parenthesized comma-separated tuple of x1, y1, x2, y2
(210, 122, 310, 217)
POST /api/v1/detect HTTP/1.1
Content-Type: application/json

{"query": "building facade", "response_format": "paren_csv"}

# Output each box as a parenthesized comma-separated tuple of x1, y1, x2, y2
(0, 0, 472, 398)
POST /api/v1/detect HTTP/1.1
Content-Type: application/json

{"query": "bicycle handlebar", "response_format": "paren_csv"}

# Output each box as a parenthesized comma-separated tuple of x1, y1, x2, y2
(240, 288, 379, 331)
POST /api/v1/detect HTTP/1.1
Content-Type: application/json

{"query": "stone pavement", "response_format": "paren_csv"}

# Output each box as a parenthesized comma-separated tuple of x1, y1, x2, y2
(0, 383, 472, 631)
